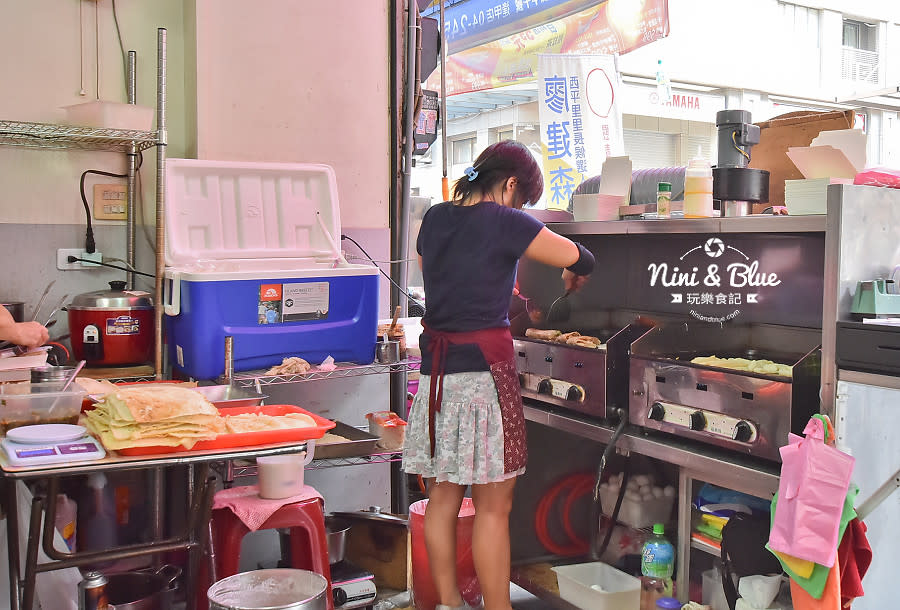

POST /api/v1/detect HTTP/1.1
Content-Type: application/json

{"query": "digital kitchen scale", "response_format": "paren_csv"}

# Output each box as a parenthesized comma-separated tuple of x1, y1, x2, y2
(1, 424, 106, 466)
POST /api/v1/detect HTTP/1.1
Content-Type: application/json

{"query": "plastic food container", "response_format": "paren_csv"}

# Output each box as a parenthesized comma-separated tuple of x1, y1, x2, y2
(552, 562, 641, 610)
(0, 382, 86, 434)
(366, 411, 407, 450)
(256, 452, 312, 499)
(62, 101, 155, 131)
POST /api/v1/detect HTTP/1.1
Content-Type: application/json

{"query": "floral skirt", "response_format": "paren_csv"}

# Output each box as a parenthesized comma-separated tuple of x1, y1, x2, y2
(402, 371, 526, 485)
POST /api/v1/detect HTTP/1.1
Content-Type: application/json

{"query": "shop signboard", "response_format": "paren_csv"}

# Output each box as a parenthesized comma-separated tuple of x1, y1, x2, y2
(537, 53, 624, 209)
(629, 233, 824, 327)
(414, 90, 439, 155)
(620, 82, 725, 122)
(426, 0, 670, 96)
(427, 0, 602, 54)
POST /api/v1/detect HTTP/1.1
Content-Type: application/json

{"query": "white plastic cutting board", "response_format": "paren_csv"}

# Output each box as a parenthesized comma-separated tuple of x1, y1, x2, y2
(165, 159, 343, 266)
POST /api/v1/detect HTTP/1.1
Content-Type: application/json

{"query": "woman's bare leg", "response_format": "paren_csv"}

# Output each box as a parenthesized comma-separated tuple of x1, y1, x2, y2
(471, 477, 517, 610)
(425, 479, 467, 607)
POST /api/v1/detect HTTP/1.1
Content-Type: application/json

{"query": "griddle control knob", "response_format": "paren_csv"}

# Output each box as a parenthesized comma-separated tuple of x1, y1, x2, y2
(733, 420, 755, 442)
(689, 411, 707, 431)
(566, 385, 585, 402)
(333, 586, 348, 606)
(648, 402, 666, 421)
(537, 378, 553, 395)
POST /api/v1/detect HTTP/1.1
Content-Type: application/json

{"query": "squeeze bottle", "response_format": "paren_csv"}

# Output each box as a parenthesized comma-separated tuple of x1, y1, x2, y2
(55, 493, 77, 551)
(79, 472, 118, 567)
(684, 150, 714, 218)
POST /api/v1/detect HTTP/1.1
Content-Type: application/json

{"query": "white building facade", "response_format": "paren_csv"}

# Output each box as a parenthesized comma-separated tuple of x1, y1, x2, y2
(412, 0, 900, 205)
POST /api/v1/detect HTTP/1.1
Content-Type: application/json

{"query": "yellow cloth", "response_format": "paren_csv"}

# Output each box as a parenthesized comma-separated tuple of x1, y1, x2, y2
(775, 549, 815, 579)
(790, 558, 840, 610)
(701, 513, 729, 529)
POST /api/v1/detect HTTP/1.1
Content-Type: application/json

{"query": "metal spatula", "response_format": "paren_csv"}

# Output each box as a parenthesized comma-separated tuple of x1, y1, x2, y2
(546, 289, 572, 323)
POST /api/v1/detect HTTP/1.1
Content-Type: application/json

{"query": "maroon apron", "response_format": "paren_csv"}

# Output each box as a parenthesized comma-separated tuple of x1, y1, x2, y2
(423, 325, 527, 474)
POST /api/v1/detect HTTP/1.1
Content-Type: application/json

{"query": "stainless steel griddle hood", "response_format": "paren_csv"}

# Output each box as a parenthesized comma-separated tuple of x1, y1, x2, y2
(629, 321, 822, 461)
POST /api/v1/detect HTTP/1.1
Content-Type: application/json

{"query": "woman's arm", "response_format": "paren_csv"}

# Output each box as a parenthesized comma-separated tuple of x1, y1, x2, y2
(522, 227, 594, 292)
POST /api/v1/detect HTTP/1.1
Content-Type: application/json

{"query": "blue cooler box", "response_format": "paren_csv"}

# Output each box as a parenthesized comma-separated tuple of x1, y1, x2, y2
(163, 159, 379, 380)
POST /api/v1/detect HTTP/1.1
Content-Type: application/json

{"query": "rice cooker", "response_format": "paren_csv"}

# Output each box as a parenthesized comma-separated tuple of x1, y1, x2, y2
(67, 281, 154, 366)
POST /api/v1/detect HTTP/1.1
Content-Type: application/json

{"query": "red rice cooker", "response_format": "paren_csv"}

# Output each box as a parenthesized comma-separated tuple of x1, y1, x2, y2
(67, 281, 155, 366)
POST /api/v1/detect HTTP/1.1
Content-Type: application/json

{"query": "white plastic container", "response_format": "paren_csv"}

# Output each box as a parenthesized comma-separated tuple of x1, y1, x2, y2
(62, 101, 155, 131)
(552, 562, 641, 610)
(256, 452, 313, 499)
(702, 568, 729, 610)
(598, 487, 675, 530)
(684, 155, 714, 218)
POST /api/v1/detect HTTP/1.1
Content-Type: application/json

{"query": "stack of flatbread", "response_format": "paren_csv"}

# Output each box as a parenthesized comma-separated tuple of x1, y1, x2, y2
(690, 355, 793, 377)
(83, 385, 222, 450)
(83, 385, 322, 451)
(525, 328, 604, 349)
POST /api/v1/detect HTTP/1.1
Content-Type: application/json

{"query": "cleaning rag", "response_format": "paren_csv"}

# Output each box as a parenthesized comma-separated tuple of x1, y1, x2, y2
(213, 484, 323, 531)
(838, 518, 872, 608)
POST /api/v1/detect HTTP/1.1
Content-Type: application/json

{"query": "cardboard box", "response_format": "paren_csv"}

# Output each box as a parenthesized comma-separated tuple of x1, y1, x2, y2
(748, 110, 855, 212)
(344, 517, 411, 591)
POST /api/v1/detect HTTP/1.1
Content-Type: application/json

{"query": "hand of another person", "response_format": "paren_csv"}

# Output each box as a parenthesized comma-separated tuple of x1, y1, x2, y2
(562, 268, 589, 293)
(8, 321, 50, 349)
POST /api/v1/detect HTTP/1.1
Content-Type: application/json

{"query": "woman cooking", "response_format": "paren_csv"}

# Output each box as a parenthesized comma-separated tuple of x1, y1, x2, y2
(402, 140, 595, 610)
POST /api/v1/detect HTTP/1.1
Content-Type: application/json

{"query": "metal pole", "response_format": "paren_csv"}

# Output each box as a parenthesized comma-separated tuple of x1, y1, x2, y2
(154, 28, 168, 379)
(439, 0, 449, 201)
(389, 0, 419, 514)
(126, 50, 138, 289)
(856, 465, 900, 521)
(5, 479, 21, 610)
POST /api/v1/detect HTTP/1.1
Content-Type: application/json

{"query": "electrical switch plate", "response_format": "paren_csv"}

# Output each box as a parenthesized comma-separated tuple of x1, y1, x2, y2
(93, 184, 127, 220)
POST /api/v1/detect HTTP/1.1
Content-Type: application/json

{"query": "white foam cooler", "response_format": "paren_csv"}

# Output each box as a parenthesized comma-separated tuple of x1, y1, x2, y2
(163, 159, 379, 380)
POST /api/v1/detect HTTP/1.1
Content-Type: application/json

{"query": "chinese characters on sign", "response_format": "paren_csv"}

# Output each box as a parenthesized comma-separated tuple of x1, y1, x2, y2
(425, 0, 670, 96)
(537, 54, 624, 209)
(647, 238, 782, 324)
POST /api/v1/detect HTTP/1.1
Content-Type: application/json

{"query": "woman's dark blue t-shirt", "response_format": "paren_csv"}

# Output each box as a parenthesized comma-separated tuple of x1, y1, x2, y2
(417, 201, 544, 332)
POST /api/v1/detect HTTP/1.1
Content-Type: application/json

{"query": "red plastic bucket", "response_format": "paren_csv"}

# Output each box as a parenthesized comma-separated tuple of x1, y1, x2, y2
(409, 498, 482, 610)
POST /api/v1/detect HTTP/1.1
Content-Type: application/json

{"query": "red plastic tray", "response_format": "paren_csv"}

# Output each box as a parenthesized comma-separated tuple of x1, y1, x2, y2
(114, 404, 336, 456)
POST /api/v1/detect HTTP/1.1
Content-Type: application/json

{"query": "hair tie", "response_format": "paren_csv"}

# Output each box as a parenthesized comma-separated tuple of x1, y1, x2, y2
(464, 166, 479, 182)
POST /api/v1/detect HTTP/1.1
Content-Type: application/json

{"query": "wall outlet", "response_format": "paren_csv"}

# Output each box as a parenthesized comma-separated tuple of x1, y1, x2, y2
(57, 248, 103, 270)
(93, 184, 127, 220)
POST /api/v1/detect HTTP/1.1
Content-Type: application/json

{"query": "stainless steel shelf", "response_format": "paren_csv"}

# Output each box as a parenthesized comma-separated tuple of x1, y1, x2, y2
(231, 360, 419, 388)
(224, 450, 402, 479)
(523, 404, 780, 500)
(547, 215, 826, 235)
(0, 120, 159, 153)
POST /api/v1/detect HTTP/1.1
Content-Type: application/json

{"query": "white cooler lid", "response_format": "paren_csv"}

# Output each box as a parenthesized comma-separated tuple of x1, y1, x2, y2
(165, 159, 345, 266)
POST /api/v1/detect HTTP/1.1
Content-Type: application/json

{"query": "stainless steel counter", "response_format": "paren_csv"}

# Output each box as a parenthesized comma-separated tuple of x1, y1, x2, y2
(546, 214, 826, 236)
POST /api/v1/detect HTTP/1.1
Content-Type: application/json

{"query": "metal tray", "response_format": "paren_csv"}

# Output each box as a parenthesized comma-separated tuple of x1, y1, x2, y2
(311, 420, 380, 459)
(192, 384, 267, 408)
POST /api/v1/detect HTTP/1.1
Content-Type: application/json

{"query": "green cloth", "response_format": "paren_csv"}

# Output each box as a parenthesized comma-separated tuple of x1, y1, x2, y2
(766, 483, 859, 599)
(695, 521, 723, 541)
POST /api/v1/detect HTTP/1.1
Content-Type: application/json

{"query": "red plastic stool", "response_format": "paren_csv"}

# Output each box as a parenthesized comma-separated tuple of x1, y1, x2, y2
(208, 496, 333, 610)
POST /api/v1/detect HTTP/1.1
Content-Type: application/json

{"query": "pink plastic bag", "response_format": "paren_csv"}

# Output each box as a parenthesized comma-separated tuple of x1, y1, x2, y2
(768, 418, 854, 567)
(853, 167, 900, 188)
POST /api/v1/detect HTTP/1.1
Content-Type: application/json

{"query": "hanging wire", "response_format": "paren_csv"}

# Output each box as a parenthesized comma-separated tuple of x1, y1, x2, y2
(732, 131, 751, 162)
(341, 234, 424, 309)
(111, 0, 129, 93)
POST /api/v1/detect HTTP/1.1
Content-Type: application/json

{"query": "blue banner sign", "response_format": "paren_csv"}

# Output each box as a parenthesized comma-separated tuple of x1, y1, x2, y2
(424, 0, 602, 54)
